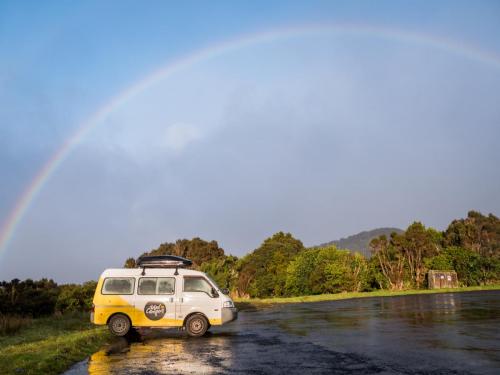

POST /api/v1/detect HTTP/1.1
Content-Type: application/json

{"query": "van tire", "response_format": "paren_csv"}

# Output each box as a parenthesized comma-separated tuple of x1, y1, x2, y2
(185, 314, 209, 337)
(108, 314, 131, 336)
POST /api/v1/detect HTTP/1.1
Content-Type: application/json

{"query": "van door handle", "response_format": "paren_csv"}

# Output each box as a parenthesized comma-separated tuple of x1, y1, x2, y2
(169, 297, 174, 303)
(179, 297, 183, 303)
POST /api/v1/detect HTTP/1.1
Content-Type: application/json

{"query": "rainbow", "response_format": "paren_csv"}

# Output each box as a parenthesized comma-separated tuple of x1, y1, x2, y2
(1, 24, 500, 258)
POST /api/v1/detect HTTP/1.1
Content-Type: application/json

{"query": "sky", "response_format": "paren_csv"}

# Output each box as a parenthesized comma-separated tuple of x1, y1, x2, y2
(1, 0, 500, 283)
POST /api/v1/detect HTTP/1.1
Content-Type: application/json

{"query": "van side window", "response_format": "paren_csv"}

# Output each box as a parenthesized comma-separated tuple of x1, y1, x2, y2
(184, 277, 213, 294)
(138, 277, 175, 295)
(102, 277, 135, 295)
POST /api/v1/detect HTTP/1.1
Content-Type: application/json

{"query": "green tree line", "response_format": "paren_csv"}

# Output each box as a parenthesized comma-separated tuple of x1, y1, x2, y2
(0, 279, 96, 318)
(131, 210, 500, 297)
(1, 210, 498, 319)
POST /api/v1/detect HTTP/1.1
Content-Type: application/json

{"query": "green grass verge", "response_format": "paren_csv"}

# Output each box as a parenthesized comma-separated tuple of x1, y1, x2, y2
(234, 284, 500, 307)
(0, 312, 111, 375)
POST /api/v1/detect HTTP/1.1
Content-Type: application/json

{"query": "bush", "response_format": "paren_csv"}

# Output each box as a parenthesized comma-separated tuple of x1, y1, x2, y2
(285, 246, 369, 295)
(444, 247, 483, 286)
(0, 279, 59, 317)
(425, 253, 454, 271)
(285, 249, 319, 296)
(56, 281, 97, 313)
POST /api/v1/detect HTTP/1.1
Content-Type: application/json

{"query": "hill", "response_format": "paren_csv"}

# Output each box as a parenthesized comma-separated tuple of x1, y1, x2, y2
(317, 227, 404, 258)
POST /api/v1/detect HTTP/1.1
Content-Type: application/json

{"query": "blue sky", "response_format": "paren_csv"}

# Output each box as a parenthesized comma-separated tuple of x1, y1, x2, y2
(1, 1, 500, 282)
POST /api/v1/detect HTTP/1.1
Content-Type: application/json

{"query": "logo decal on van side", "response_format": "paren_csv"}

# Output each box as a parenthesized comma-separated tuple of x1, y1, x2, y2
(144, 302, 166, 320)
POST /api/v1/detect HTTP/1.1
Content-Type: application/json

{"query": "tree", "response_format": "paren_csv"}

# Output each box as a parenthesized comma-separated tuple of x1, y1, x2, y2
(285, 248, 319, 296)
(443, 247, 483, 286)
(235, 254, 257, 298)
(425, 253, 453, 271)
(370, 234, 406, 290)
(349, 252, 369, 292)
(322, 248, 353, 293)
(310, 247, 354, 294)
(444, 211, 500, 257)
(124, 258, 136, 268)
(285, 246, 369, 295)
(366, 255, 388, 290)
(237, 232, 304, 298)
(401, 222, 440, 289)
(0, 279, 59, 317)
(443, 211, 500, 283)
(56, 281, 97, 312)
(127, 237, 226, 269)
(200, 255, 239, 292)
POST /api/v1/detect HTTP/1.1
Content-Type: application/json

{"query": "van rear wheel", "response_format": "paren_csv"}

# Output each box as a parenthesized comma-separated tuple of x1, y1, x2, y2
(108, 314, 131, 336)
(185, 314, 208, 337)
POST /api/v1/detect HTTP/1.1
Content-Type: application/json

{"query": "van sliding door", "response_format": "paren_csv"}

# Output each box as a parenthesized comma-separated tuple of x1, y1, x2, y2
(133, 277, 178, 326)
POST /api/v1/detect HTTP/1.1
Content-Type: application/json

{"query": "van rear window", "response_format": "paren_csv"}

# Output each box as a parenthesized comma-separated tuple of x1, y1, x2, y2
(102, 277, 135, 295)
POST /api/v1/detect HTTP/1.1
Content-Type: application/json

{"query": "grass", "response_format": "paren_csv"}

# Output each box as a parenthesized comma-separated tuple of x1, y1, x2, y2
(234, 284, 500, 307)
(0, 315, 32, 335)
(0, 312, 111, 375)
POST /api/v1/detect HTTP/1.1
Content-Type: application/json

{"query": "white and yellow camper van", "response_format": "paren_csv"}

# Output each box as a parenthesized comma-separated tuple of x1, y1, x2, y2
(91, 255, 237, 337)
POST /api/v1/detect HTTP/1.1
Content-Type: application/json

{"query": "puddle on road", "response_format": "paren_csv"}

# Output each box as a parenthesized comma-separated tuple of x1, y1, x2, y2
(86, 331, 234, 374)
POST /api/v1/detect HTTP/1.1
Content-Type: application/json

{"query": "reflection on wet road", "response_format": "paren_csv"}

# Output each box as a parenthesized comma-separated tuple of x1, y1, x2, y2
(68, 291, 500, 374)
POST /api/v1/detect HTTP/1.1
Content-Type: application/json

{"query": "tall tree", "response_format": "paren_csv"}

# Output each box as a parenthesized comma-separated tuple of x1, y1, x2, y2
(370, 234, 406, 290)
(401, 222, 440, 288)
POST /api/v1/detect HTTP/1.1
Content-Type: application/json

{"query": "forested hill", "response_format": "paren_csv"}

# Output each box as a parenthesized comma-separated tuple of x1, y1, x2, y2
(317, 227, 403, 258)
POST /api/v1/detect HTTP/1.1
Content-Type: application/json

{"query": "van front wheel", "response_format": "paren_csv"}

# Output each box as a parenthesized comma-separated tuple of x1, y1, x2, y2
(185, 314, 208, 337)
(108, 314, 131, 336)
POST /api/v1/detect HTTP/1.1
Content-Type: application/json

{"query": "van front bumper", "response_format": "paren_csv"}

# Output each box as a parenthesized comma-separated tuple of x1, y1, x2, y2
(222, 307, 238, 324)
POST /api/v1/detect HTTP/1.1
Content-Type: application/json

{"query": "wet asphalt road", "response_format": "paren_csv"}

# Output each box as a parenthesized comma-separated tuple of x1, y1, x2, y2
(66, 291, 500, 374)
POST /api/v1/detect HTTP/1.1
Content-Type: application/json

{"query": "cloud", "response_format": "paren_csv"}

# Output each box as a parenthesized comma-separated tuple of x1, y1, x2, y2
(164, 123, 202, 154)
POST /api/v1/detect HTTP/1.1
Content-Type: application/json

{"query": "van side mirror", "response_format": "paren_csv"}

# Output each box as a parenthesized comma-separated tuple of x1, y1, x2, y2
(221, 288, 230, 295)
(211, 287, 219, 298)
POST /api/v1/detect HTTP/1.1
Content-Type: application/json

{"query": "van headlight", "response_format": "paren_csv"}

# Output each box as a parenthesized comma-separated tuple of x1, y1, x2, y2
(223, 301, 234, 308)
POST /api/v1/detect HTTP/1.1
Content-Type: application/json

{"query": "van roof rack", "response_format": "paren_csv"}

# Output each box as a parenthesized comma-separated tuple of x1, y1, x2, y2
(136, 255, 193, 276)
